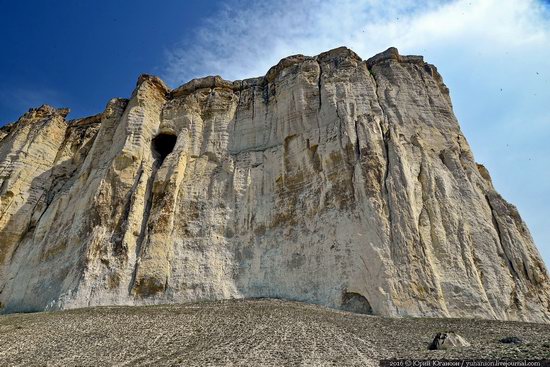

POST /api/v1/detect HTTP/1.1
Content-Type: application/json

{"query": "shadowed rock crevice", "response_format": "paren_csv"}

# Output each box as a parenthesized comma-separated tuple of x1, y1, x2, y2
(129, 163, 161, 296)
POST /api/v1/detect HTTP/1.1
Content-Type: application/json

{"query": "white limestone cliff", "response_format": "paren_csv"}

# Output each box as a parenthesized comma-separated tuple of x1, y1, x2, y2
(0, 47, 548, 322)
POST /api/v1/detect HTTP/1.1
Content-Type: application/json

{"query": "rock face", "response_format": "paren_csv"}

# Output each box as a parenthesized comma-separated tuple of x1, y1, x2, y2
(0, 47, 549, 322)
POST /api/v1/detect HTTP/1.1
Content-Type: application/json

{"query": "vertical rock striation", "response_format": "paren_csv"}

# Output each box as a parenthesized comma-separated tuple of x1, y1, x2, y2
(0, 47, 548, 322)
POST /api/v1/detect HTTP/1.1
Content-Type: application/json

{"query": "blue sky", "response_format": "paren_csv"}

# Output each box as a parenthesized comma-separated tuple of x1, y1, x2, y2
(0, 1, 221, 120)
(1, 0, 549, 266)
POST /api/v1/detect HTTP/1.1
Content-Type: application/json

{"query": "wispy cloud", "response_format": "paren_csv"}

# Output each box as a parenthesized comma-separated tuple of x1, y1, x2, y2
(164, 0, 444, 84)
(163, 0, 550, 265)
(164, 0, 549, 83)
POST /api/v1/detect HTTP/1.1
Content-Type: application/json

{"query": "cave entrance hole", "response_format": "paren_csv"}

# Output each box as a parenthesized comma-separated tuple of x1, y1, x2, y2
(152, 133, 177, 163)
(342, 291, 373, 315)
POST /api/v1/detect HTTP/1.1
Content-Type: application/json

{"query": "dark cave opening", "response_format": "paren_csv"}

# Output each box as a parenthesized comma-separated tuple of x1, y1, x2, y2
(341, 291, 373, 315)
(152, 133, 177, 162)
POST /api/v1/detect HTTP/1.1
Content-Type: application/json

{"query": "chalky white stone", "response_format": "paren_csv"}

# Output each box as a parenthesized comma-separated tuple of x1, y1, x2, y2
(0, 47, 548, 322)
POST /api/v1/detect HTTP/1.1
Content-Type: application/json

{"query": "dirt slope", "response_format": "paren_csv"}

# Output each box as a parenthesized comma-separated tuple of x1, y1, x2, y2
(0, 299, 549, 366)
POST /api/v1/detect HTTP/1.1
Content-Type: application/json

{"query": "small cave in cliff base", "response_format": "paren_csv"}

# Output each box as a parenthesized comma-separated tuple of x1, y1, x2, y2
(152, 133, 177, 163)
(341, 291, 373, 315)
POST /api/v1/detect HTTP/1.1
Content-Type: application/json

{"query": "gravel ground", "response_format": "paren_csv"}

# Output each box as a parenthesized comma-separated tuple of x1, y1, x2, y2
(0, 299, 549, 366)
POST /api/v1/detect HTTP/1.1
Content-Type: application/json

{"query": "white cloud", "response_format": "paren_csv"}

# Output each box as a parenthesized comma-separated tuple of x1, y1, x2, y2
(164, 0, 549, 84)
(163, 0, 550, 265)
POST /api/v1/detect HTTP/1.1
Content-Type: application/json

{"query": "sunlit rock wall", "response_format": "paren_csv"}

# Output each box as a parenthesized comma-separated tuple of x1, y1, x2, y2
(0, 47, 548, 322)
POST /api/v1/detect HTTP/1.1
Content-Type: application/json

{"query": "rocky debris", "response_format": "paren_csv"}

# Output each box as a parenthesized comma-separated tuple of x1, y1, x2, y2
(0, 47, 549, 322)
(0, 299, 549, 366)
(428, 332, 471, 350)
(500, 336, 524, 344)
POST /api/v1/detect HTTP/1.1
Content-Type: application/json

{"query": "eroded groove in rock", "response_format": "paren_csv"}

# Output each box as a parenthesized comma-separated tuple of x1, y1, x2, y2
(0, 47, 548, 322)
(129, 161, 160, 296)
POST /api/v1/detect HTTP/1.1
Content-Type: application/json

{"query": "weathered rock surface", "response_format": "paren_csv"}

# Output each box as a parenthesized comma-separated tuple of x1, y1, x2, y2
(428, 332, 471, 350)
(0, 47, 548, 322)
